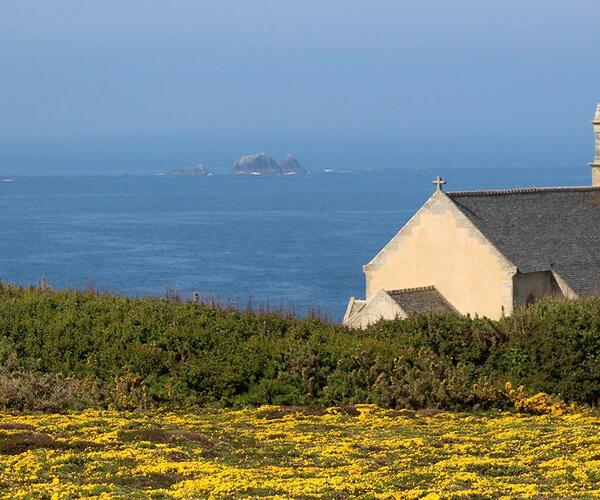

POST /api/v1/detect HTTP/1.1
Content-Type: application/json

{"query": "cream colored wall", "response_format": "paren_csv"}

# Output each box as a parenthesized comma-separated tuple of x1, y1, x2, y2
(550, 271, 579, 300)
(363, 192, 516, 320)
(593, 167, 600, 188)
(344, 291, 406, 329)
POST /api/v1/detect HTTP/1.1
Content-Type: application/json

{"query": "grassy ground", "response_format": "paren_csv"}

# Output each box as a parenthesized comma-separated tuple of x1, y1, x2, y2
(1, 406, 600, 499)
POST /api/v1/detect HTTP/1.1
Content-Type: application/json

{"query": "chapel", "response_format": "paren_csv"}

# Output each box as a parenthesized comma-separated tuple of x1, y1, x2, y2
(343, 104, 600, 328)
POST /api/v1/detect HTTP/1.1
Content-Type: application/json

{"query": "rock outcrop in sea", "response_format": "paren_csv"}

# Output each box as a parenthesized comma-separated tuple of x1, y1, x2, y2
(165, 164, 214, 176)
(232, 153, 306, 175)
(232, 153, 280, 175)
(278, 153, 306, 175)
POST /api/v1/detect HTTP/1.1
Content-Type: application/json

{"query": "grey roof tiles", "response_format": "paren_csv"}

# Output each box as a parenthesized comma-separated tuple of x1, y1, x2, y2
(447, 186, 600, 296)
(387, 286, 456, 314)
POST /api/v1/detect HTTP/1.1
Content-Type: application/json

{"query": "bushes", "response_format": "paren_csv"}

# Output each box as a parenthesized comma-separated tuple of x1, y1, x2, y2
(489, 298, 600, 405)
(1, 282, 600, 411)
(0, 365, 100, 412)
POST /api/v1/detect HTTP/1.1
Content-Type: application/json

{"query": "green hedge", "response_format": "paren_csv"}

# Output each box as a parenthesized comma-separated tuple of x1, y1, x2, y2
(1, 282, 599, 410)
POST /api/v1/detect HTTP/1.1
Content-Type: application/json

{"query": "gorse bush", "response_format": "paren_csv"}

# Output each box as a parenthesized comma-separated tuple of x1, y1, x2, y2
(0, 282, 599, 411)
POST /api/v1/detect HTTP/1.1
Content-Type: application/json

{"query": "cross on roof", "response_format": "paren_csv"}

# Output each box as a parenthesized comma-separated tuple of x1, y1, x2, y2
(433, 176, 447, 192)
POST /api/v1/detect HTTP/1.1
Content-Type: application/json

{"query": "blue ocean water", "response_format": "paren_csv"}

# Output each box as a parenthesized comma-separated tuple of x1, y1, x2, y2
(0, 165, 589, 320)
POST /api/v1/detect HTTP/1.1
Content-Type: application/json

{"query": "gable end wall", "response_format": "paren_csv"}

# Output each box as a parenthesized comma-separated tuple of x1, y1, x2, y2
(363, 192, 516, 319)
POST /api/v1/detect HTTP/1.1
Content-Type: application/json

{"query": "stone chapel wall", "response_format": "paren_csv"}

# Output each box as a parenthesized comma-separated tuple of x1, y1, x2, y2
(363, 193, 515, 320)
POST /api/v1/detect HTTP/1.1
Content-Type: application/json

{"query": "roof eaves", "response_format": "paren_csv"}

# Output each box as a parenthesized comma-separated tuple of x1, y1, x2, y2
(447, 185, 600, 198)
(386, 285, 436, 295)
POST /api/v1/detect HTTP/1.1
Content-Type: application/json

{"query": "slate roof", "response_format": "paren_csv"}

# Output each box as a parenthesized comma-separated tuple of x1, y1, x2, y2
(446, 186, 600, 296)
(387, 286, 457, 315)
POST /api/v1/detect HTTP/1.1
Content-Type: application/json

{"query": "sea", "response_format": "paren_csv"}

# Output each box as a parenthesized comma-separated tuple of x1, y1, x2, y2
(0, 165, 589, 321)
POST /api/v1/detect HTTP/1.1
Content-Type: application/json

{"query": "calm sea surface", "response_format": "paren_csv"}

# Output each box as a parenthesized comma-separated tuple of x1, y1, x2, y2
(0, 166, 588, 320)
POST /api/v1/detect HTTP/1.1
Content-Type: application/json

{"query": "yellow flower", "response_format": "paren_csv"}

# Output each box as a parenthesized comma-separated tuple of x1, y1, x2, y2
(0, 406, 597, 498)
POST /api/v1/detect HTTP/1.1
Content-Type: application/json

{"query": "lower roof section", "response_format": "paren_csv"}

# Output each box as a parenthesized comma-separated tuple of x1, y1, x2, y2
(386, 286, 457, 315)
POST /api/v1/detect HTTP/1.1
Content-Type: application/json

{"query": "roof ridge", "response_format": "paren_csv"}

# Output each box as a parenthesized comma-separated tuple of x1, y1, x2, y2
(447, 185, 600, 197)
(386, 285, 436, 294)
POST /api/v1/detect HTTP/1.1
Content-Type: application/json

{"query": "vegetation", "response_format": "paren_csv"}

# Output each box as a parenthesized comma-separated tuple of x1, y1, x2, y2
(1, 282, 600, 411)
(2, 405, 600, 498)
(2, 283, 600, 497)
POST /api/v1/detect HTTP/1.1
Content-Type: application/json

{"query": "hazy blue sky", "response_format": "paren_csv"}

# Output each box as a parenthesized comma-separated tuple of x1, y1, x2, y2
(1, 0, 599, 173)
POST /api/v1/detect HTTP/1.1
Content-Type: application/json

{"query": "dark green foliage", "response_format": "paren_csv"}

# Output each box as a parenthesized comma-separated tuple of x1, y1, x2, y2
(0, 282, 599, 411)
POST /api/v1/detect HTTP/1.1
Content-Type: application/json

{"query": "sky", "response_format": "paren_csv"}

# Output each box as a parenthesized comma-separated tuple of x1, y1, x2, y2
(1, 0, 599, 174)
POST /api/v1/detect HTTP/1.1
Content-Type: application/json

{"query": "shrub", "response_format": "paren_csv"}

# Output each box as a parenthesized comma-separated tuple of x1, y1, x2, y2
(1, 282, 600, 411)
(0, 366, 100, 412)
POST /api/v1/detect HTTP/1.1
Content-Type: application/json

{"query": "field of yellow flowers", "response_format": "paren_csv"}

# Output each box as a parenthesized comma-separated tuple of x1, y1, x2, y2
(1, 405, 600, 498)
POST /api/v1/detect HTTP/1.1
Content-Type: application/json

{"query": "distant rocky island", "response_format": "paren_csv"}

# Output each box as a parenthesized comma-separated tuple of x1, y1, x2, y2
(164, 164, 214, 177)
(232, 153, 306, 175)
(279, 153, 305, 174)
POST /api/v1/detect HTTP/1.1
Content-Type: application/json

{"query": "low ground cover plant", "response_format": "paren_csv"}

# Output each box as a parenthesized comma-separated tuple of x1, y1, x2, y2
(1, 282, 600, 411)
(1, 406, 599, 498)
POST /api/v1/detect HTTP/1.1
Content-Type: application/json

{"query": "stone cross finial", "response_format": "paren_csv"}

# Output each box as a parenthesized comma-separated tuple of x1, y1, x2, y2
(433, 176, 447, 192)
